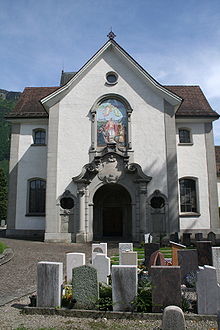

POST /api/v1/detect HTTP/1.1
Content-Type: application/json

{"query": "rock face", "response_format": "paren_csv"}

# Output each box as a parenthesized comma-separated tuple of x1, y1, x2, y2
(0, 89, 21, 101)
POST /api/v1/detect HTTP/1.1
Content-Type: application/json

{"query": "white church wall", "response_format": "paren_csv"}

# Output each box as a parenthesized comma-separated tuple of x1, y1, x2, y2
(56, 49, 168, 198)
(15, 123, 47, 230)
(176, 122, 211, 229)
(217, 178, 220, 206)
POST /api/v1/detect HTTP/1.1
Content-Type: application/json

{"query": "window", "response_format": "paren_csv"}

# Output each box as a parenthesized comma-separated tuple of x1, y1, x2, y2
(28, 179, 46, 214)
(106, 71, 118, 85)
(179, 178, 197, 213)
(33, 129, 46, 145)
(96, 98, 127, 147)
(179, 128, 191, 144)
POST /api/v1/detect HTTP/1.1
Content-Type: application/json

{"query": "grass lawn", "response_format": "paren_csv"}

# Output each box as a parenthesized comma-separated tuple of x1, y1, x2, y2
(0, 241, 8, 253)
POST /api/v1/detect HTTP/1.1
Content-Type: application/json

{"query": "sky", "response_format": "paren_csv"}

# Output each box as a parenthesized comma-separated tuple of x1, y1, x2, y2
(1, 0, 220, 144)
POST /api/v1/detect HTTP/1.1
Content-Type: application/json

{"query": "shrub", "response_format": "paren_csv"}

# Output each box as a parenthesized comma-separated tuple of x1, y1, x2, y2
(132, 279, 152, 313)
(96, 283, 113, 311)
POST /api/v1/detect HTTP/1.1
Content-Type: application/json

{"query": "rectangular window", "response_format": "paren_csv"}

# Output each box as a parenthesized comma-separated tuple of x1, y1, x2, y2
(180, 179, 197, 213)
(29, 179, 46, 214)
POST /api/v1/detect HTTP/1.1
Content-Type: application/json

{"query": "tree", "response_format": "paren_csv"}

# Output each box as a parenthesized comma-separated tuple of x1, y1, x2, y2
(0, 168, 7, 221)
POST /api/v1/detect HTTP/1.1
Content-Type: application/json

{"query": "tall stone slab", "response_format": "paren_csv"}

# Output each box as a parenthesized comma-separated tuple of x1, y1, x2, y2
(66, 252, 85, 283)
(207, 232, 216, 245)
(182, 233, 191, 247)
(112, 265, 137, 312)
(121, 251, 137, 266)
(162, 305, 186, 330)
(170, 241, 186, 266)
(144, 243, 160, 269)
(72, 265, 98, 309)
(177, 249, 198, 283)
(92, 243, 107, 262)
(196, 241, 213, 266)
(151, 266, 181, 313)
(37, 261, 63, 307)
(93, 253, 110, 284)
(119, 243, 133, 264)
(212, 247, 220, 283)
(196, 265, 220, 315)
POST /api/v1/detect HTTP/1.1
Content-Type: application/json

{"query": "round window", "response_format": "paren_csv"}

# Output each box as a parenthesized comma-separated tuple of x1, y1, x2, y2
(60, 197, 74, 210)
(150, 196, 165, 209)
(106, 72, 118, 84)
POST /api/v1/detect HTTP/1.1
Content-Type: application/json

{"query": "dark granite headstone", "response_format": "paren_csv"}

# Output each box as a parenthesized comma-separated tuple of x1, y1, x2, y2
(196, 241, 213, 266)
(182, 233, 192, 246)
(151, 266, 181, 313)
(207, 232, 216, 245)
(170, 232, 179, 243)
(144, 243, 160, 269)
(195, 233, 203, 241)
(177, 249, 198, 284)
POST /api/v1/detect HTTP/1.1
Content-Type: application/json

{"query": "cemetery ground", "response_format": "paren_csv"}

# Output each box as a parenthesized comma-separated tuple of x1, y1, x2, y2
(0, 237, 218, 329)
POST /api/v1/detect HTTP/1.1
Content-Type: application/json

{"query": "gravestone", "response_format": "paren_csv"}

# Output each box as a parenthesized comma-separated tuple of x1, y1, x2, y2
(170, 241, 186, 266)
(72, 265, 98, 309)
(121, 251, 137, 266)
(66, 252, 85, 283)
(207, 232, 216, 245)
(151, 266, 181, 313)
(212, 247, 220, 283)
(177, 249, 198, 284)
(144, 233, 152, 243)
(196, 241, 213, 266)
(195, 233, 203, 241)
(149, 251, 166, 275)
(182, 233, 191, 246)
(92, 243, 107, 262)
(37, 261, 63, 307)
(196, 265, 220, 315)
(112, 265, 137, 311)
(144, 243, 160, 269)
(170, 232, 179, 243)
(93, 253, 110, 284)
(162, 305, 186, 330)
(119, 243, 133, 264)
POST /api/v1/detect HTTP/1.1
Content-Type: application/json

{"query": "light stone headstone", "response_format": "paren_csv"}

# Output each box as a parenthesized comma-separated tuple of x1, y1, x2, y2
(151, 266, 181, 313)
(119, 243, 133, 264)
(72, 265, 98, 310)
(144, 233, 152, 243)
(93, 253, 110, 284)
(66, 252, 85, 283)
(162, 305, 186, 330)
(196, 265, 220, 315)
(121, 251, 137, 266)
(37, 261, 63, 307)
(212, 247, 220, 283)
(112, 265, 137, 312)
(92, 243, 107, 262)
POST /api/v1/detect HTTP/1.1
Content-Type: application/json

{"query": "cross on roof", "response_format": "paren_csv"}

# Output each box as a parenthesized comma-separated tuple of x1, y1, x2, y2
(107, 30, 116, 40)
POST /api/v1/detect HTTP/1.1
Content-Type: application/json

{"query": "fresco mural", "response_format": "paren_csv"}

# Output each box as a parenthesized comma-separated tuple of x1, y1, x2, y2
(97, 99, 127, 147)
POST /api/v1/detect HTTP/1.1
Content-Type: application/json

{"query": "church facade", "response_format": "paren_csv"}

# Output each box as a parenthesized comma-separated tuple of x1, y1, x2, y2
(6, 37, 220, 242)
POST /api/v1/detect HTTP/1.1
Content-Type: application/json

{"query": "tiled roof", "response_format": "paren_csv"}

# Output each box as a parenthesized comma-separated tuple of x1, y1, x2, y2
(215, 146, 220, 177)
(165, 85, 219, 117)
(6, 85, 219, 119)
(6, 87, 59, 118)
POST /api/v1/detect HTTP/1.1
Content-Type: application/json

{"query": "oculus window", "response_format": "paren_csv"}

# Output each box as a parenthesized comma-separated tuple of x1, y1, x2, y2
(33, 129, 46, 145)
(97, 99, 127, 147)
(179, 178, 197, 213)
(28, 179, 46, 214)
(106, 72, 118, 84)
(179, 129, 191, 144)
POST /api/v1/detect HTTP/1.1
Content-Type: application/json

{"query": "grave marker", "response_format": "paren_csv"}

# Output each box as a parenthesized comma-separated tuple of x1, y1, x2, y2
(119, 243, 133, 264)
(196, 241, 213, 266)
(93, 253, 110, 284)
(212, 247, 220, 283)
(121, 251, 137, 266)
(66, 252, 85, 283)
(177, 249, 198, 284)
(144, 243, 160, 269)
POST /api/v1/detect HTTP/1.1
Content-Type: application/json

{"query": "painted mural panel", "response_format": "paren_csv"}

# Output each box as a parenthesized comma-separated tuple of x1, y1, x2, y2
(97, 99, 127, 147)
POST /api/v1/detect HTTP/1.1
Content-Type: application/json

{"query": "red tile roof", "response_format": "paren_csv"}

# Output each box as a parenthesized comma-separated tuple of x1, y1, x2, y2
(6, 85, 219, 119)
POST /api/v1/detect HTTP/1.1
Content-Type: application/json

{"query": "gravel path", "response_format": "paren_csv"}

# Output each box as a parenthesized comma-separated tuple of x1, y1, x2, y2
(0, 238, 118, 306)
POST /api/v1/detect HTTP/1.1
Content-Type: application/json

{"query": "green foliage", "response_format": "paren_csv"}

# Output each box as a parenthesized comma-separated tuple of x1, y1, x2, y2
(0, 241, 7, 253)
(0, 168, 7, 221)
(131, 279, 152, 313)
(96, 283, 113, 311)
(0, 98, 16, 162)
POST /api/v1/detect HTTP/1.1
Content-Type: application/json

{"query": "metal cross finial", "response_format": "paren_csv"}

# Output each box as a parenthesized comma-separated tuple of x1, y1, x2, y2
(107, 29, 116, 40)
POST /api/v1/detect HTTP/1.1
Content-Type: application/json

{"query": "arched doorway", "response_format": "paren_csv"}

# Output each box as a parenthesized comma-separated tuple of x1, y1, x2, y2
(93, 184, 132, 241)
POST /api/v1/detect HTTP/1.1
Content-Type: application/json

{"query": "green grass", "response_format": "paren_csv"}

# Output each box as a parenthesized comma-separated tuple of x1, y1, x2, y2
(0, 241, 8, 253)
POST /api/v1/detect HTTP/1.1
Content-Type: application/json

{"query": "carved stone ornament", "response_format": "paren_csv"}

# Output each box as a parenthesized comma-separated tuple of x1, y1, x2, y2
(98, 154, 124, 183)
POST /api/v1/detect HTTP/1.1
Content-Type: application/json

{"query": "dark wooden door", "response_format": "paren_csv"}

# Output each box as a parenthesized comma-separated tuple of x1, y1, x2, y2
(103, 207, 123, 236)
